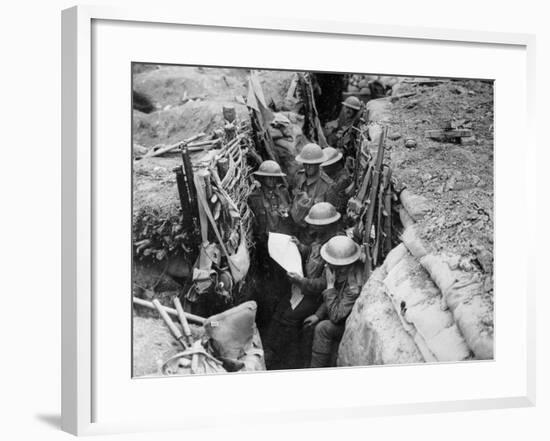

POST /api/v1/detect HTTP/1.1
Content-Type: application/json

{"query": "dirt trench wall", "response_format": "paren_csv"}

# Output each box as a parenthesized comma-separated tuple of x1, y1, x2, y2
(338, 84, 494, 366)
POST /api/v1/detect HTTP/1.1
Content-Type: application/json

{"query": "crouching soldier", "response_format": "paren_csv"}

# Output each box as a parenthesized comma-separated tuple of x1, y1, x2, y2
(248, 160, 294, 331)
(307, 235, 364, 368)
(263, 202, 343, 370)
(290, 143, 334, 245)
(321, 147, 352, 215)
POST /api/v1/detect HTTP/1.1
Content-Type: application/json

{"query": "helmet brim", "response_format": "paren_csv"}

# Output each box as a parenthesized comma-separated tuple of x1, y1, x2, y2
(320, 243, 361, 266)
(341, 101, 361, 111)
(322, 152, 343, 167)
(253, 171, 286, 177)
(295, 152, 328, 164)
(304, 212, 341, 226)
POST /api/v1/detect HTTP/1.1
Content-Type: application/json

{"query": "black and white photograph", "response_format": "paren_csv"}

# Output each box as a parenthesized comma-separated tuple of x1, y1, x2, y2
(131, 64, 494, 377)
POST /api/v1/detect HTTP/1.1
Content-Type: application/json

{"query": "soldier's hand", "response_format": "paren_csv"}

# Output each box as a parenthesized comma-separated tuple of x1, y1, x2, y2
(289, 236, 300, 245)
(325, 266, 336, 289)
(287, 272, 304, 285)
(303, 315, 320, 328)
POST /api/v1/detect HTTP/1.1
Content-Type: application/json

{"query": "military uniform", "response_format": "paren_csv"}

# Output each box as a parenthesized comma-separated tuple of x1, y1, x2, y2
(248, 181, 294, 333)
(263, 228, 344, 370)
(310, 262, 364, 368)
(248, 184, 294, 241)
(290, 171, 334, 228)
(325, 165, 352, 214)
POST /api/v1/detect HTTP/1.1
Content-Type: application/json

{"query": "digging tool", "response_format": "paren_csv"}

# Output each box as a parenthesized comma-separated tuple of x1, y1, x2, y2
(173, 296, 193, 347)
(152, 298, 188, 349)
(133, 296, 205, 325)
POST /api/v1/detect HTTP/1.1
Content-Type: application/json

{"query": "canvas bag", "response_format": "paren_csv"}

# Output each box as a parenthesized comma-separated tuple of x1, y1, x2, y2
(204, 301, 257, 360)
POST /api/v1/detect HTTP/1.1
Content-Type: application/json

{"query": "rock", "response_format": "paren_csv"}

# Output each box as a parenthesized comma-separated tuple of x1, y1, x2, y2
(388, 131, 402, 141)
(461, 136, 477, 146)
(404, 138, 417, 148)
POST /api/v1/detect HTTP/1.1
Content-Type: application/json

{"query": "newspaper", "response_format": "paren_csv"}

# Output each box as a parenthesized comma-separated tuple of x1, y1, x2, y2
(268, 232, 304, 309)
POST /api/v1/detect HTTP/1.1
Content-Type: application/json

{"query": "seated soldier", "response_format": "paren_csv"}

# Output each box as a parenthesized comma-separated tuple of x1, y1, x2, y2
(290, 143, 334, 245)
(307, 235, 365, 368)
(263, 202, 344, 370)
(321, 147, 353, 215)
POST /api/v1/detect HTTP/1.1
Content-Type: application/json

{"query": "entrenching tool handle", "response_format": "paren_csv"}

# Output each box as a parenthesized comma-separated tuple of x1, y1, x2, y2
(133, 296, 206, 325)
(173, 297, 193, 346)
(152, 298, 187, 348)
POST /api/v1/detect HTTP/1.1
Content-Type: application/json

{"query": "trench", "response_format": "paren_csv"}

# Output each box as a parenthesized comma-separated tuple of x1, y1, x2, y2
(133, 69, 494, 376)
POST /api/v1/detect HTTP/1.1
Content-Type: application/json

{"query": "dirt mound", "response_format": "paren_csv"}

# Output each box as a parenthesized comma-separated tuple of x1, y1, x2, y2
(386, 79, 494, 262)
(133, 315, 205, 377)
(132, 65, 296, 147)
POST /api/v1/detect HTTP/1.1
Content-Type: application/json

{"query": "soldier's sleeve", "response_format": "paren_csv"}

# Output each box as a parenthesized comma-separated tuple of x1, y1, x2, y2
(323, 284, 361, 325)
(315, 302, 328, 320)
(301, 275, 327, 297)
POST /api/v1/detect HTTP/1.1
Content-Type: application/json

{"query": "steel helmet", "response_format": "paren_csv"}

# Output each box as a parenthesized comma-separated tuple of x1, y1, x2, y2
(320, 236, 361, 266)
(295, 143, 327, 164)
(305, 202, 341, 226)
(321, 147, 344, 167)
(271, 113, 291, 127)
(253, 160, 286, 177)
(341, 95, 361, 111)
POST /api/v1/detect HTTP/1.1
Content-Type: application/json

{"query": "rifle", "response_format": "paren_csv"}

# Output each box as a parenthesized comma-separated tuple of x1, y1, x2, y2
(138, 133, 206, 160)
(362, 126, 386, 278)
(372, 165, 391, 266)
(353, 108, 370, 189)
(382, 166, 394, 259)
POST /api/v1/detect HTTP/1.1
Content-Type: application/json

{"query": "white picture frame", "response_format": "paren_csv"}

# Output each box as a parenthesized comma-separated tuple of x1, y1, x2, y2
(62, 5, 536, 436)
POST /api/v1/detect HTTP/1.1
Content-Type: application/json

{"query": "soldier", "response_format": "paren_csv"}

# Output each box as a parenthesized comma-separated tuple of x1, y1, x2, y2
(248, 160, 294, 241)
(290, 143, 334, 243)
(263, 202, 344, 370)
(307, 235, 364, 368)
(324, 96, 363, 158)
(321, 147, 352, 214)
(248, 160, 293, 331)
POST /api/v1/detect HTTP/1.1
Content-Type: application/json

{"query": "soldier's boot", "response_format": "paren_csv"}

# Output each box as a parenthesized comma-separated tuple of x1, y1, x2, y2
(310, 350, 332, 368)
(310, 320, 338, 368)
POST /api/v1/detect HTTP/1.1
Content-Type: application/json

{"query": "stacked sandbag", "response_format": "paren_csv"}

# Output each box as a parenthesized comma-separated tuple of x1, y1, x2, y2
(337, 262, 425, 367)
(400, 225, 494, 360)
(347, 74, 377, 95)
(383, 245, 471, 362)
(419, 253, 494, 360)
(346, 74, 402, 98)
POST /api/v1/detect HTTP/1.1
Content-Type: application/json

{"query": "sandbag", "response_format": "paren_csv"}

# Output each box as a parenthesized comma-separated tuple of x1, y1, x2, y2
(400, 189, 433, 222)
(204, 301, 257, 360)
(420, 254, 494, 360)
(401, 225, 428, 259)
(338, 266, 425, 367)
(383, 253, 471, 362)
